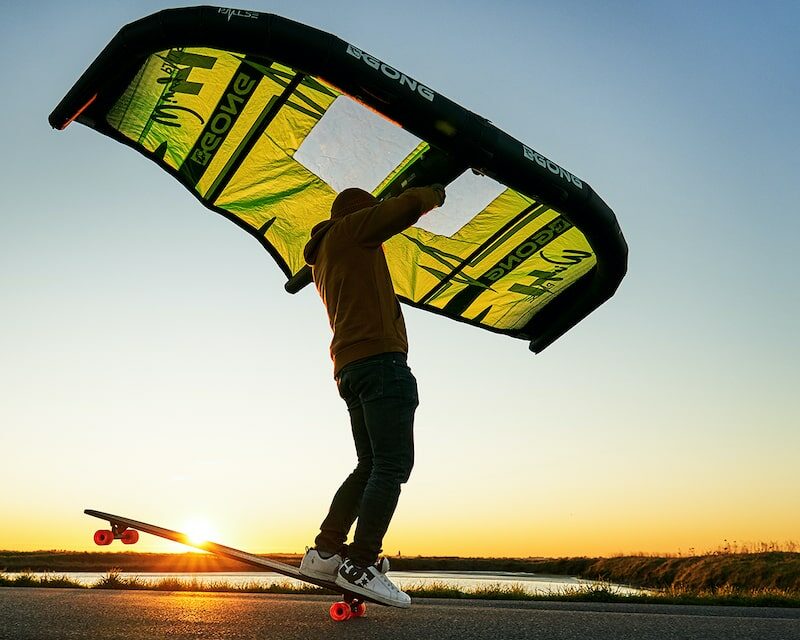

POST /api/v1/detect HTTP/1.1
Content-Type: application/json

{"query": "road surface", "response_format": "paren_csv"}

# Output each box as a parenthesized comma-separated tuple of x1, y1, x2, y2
(1, 587, 799, 639)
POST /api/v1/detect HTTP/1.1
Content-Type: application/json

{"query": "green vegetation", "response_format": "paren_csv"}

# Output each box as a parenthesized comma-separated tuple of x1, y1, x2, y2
(516, 552, 800, 593)
(2, 544, 799, 607)
(0, 572, 81, 589)
(2, 571, 799, 607)
(406, 581, 800, 608)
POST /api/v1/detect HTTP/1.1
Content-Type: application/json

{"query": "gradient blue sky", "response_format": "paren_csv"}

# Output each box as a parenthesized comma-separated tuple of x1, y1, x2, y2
(1, 1, 798, 556)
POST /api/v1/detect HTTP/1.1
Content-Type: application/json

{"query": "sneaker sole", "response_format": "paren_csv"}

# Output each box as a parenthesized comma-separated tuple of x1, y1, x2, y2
(334, 574, 412, 608)
(299, 567, 339, 582)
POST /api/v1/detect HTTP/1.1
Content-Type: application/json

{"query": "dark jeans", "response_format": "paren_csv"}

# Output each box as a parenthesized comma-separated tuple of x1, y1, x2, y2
(315, 352, 418, 566)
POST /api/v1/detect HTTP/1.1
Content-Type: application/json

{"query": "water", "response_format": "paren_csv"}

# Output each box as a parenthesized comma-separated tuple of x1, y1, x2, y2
(14, 571, 645, 596)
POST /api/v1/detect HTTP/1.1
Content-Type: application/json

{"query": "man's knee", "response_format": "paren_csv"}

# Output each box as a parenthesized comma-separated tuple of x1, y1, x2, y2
(399, 455, 414, 483)
(350, 460, 372, 484)
(374, 456, 413, 484)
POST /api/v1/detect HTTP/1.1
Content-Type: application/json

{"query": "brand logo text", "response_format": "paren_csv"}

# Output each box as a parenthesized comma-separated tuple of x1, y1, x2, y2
(346, 45, 434, 102)
(523, 145, 583, 189)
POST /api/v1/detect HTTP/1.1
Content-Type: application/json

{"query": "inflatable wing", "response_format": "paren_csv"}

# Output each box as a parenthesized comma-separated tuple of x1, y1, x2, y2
(49, 6, 627, 353)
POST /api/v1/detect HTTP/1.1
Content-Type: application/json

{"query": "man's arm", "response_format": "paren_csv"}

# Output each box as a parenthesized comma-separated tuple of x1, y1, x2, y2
(341, 186, 445, 247)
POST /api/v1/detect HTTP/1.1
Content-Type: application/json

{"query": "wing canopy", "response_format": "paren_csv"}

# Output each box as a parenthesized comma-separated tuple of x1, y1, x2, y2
(50, 7, 627, 352)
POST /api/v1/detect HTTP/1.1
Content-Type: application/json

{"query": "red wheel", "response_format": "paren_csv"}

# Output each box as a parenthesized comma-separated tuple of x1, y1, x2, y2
(329, 602, 351, 622)
(93, 529, 114, 546)
(120, 529, 139, 545)
(352, 602, 367, 617)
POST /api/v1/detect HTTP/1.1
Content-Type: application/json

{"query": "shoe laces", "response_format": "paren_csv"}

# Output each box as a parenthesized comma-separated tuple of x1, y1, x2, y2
(373, 557, 390, 573)
(377, 572, 402, 593)
(370, 559, 401, 593)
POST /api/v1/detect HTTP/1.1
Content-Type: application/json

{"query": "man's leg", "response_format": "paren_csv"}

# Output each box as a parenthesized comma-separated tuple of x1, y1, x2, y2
(314, 383, 373, 553)
(347, 356, 418, 566)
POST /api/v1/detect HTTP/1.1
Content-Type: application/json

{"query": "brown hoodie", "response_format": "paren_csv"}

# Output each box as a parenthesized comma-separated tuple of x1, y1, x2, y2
(304, 186, 442, 376)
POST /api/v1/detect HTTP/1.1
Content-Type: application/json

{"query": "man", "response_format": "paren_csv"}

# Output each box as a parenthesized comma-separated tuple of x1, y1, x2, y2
(299, 184, 445, 607)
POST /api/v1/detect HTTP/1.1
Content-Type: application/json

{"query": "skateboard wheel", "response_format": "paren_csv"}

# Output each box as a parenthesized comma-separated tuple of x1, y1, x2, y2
(93, 530, 114, 546)
(352, 602, 367, 617)
(329, 601, 351, 621)
(120, 529, 139, 545)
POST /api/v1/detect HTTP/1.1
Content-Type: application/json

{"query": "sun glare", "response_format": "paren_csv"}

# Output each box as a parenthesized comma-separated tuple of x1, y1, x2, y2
(182, 518, 219, 550)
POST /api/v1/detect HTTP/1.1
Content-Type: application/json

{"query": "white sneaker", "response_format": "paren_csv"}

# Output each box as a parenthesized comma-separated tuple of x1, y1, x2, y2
(299, 547, 344, 581)
(335, 557, 411, 608)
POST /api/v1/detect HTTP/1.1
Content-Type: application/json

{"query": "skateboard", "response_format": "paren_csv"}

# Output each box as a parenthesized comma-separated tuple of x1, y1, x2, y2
(85, 508, 400, 621)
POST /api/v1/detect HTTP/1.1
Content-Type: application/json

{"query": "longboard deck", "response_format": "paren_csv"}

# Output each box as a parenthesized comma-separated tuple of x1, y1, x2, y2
(84, 509, 392, 609)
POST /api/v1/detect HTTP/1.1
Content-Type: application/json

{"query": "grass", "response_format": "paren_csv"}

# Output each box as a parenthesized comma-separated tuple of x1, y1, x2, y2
(546, 552, 800, 592)
(2, 570, 799, 607)
(3, 543, 798, 607)
(0, 572, 82, 589)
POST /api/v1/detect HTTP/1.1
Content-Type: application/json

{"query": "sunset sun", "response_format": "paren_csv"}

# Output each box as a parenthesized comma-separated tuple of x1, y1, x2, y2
(182, 518, 219, 549)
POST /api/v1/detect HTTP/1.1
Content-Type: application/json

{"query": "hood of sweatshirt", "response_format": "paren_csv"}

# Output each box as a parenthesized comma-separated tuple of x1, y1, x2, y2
(303, 188, 378, 265)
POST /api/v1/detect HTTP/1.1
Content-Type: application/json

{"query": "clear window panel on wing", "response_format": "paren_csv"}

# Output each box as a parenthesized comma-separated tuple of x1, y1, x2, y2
(414, 170, 506, 237)
(293, 94, 509, 240)
(294, 96, 421, 193)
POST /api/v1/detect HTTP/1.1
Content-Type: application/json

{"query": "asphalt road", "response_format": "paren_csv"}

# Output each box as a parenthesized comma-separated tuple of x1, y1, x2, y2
(2, 587, 799, 640)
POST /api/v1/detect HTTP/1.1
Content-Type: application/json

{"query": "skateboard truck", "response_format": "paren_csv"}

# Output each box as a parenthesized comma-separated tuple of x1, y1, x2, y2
(93, 519, 140, 546)
(329, 598, 367, 621)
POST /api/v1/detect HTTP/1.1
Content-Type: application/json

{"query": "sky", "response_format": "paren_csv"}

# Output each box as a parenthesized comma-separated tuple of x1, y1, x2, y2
(1, 1, 798, 558)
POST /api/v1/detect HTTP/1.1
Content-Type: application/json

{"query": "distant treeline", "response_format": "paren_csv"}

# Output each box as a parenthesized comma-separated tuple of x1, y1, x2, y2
(2, 551, 799, 592)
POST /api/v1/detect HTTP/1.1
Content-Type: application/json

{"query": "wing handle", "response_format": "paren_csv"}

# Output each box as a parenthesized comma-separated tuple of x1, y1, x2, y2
(285, 265, 313, 293)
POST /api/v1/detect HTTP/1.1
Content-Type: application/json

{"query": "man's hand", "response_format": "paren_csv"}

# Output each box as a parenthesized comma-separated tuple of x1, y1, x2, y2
(430, 184, 446, 207)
